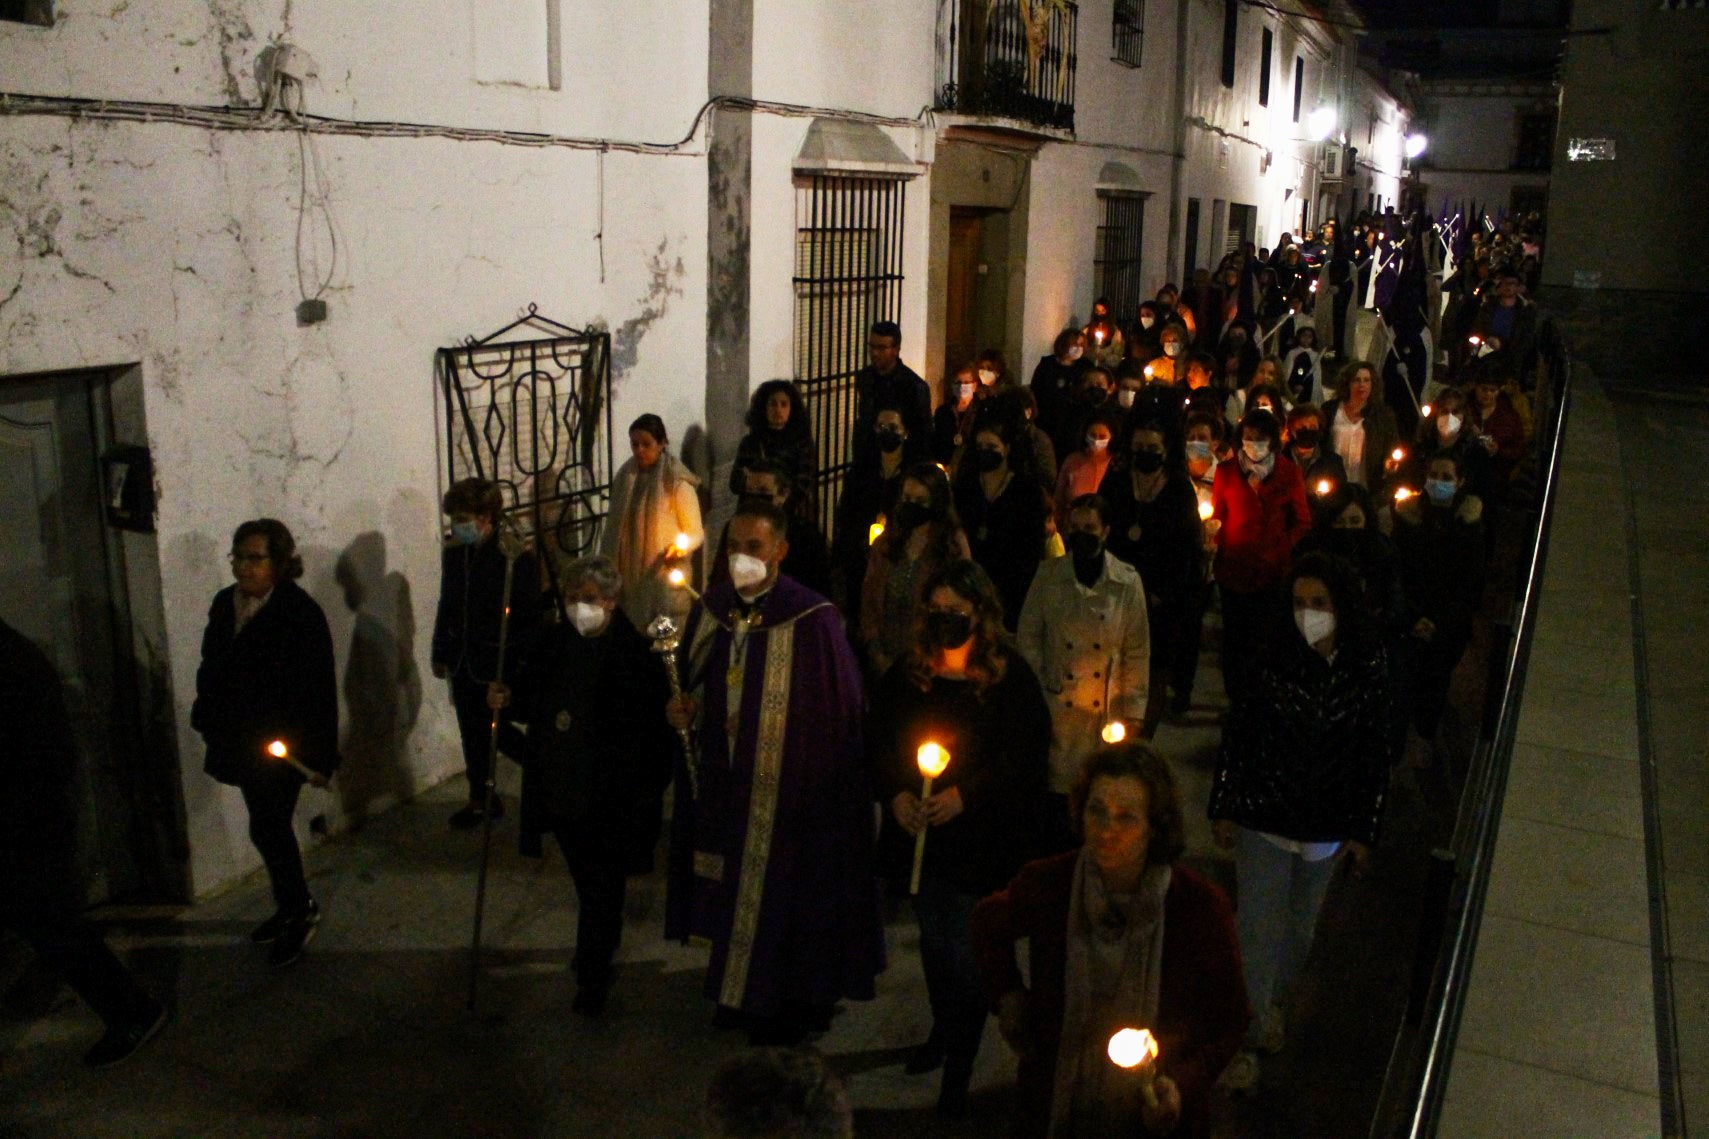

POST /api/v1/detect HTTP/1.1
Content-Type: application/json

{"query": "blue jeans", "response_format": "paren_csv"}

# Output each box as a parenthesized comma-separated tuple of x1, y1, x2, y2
(913, 876, 988, 1078)
(1234, 826, 1339, 1045)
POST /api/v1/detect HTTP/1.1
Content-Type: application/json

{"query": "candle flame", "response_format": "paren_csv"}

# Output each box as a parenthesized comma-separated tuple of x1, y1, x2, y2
(1310, 279, 1319, 292)
(267, 740, 288, 759)
(667, 567, 686, 587)
(1198, 500, 1214, 522)
(1394, 486, 1415, 502)
(674, 532, 692, 553)
(1420, 403, 1433, 418)
(1143, 364, 1154, 378)
(916, 742, 950, 779)
(1391, 447, 1406, 462)
(869, 517, 886, 546)
(1315, 478, 1332, 496)
(1101, 721, 1127, 744)
(1467, 335, 1481, 346)
(1107, 1027, 1159, 1069)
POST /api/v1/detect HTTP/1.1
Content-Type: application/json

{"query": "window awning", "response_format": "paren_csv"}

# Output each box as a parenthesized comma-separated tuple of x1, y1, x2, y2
(793, 118, 920, 179)
(1096, 161, 1151, 196)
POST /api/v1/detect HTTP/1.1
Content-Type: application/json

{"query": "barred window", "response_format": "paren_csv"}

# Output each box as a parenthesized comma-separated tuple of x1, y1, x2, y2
(1093, 192, 1146, 324)
(1113, 0, 1144, 67)
(793, 175, 907, 524)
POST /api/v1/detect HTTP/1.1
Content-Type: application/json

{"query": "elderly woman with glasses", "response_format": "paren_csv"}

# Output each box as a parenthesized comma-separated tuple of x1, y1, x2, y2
(191, 519, 338, 968)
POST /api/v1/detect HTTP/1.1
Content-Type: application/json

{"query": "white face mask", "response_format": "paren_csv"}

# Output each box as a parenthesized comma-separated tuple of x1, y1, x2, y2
(1164, 342, 1183, 358)
(1437, 412, 1463, 438)
(1086, 435, 1110, 452)
(728, 552, 770, 592)
(1067, 345, 1084, 361)
(1139, 315, 1156, 330)
(1295, 607, 1336, 646)
(570, 601, 609, 636)
(958, 382, 976, 401)
(1118, 388, 1136, 409)
(977, 368, 997, 386)
(1243, 438, 1271, 462)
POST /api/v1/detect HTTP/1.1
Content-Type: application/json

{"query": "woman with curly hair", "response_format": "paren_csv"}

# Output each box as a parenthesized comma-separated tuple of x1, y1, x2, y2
(867, 559, 1052, 1117)
(860, 462, 971, 679)
(728, 379, 817, 502)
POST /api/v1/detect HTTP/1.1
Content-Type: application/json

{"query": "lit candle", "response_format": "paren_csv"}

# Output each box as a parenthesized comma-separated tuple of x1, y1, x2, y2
(1420, 403, 1433, 418)
(666, 566, 701, 602)
(1391, 447, 1406, 463)
(1394, 486, 1415, 503)
(910, 742, 951, 896)
(869, 515, 886, 545)
(673, 531, 692, 556)
(265, 739, 321, 784)
(1467, 335, 1481, 347)
(1143, 364, 1154, 379)
(1108, 1027, 1161, 1104)
(1094, 328, 1106, 345)
(1315, 478, 1332, 496)
(1198, 500, 1214, 522)
(1310, 279, 1319, 292)
(1101, 721, 1127, 744)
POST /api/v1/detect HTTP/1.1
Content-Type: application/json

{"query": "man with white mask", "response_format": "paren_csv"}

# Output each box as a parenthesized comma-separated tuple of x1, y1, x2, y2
(664, 499, 884, 1045)
(484, 555, 674, 1015)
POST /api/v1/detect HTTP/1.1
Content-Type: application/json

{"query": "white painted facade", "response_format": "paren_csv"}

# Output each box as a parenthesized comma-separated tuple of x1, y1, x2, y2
(0, 0, 1410, 899)
(1412, 83, 1553, 219)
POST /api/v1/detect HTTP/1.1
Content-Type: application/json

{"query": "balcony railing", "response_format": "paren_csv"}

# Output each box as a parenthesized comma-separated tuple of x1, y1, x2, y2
(935, 0, 1078, 133)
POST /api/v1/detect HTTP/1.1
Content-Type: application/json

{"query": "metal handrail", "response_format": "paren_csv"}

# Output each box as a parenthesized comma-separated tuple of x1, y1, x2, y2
(1371, 321, 1575, 1137)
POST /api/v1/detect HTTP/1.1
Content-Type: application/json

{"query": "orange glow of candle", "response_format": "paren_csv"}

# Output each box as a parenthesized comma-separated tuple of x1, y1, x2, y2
(267, 740, 288, 759)
(1391, 447, 1406, 463)
(1107, 1027, 1159, 1070)
(1143, 364, 1154, 379)
(667, 567, 686, 588)
(1198, 500, 1214, 522)
(1420, 403, 1433, 418)
(868, 516, 886, 546)
(916, 742, 951, 779)
(1101, 721, 1127, 745)
(1467, 335, 1482, 347)
(673, 532, 692, 554)
(1315, 478, 1333, 496)
(1394, 486, 1416, 503)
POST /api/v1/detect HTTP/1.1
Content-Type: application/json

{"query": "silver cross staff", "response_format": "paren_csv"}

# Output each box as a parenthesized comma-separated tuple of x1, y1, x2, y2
(647, 614, 700, 799)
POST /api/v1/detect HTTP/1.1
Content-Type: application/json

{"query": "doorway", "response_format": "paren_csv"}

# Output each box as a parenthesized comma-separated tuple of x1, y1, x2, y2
(945, 206, 1012, 375)
(0, 368, 185, 905)
(1228, 202, 1258, 255)
(1184, 197, 1202, 276)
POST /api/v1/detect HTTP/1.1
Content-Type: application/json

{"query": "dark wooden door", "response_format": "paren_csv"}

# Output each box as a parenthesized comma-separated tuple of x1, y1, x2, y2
(946, 210, 983, 374)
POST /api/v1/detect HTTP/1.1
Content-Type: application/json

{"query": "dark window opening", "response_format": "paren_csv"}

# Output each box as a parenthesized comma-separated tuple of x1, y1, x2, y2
(793, 175, 908, 524)
(1259, 28, 1273, 106)
(1184, 197, 1202, 276)
(1094, 193, 1146, 324)
(1292, 56, 1304, 122)
(1220, 0, 1237, 89)
(1113, 0, 1144, 67)
(0, 0, 53, 25)
(1515, 110, 1555, 171)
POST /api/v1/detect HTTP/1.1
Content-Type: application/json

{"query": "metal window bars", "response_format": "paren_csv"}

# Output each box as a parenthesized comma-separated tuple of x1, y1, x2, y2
(793, 175, 908, 528)
(1093, 193, 1146, 326)
(1113, 0, 1144, 67)
(436, 305, 613, 597)
(935, 0, 1079, 132)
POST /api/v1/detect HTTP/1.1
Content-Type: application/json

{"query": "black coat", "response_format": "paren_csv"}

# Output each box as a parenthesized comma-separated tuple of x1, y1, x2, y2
(1099, 466, 1202, 610)
(1209, 633, 1390, 845)
(852, 363, 932, 469)
(192, 580, 340, 784)
(1392, 494, 1487, 646)
(730, 428, 818, 500)
(869, 651, 1053, 895)
(1028, 354, 1088, 444)
(502, 611, 675, 872)
(431, 536, 543, 683)
(0, 619, 80, 909)
(956, 472, 1048, 630)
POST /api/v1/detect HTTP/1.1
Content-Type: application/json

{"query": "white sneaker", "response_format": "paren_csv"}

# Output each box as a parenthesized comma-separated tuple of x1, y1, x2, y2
(1219, 1049, 1260, 1094)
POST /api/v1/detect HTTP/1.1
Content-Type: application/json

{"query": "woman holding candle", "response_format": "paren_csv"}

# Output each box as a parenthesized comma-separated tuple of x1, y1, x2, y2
(1406, 386, 1491, 502)
(1209, 551, 1391, 1092)
(971, 743, 1250, 1138)
(1282, 403, 1348, 492)
(192, 519, 339, 968)
(869, 559, 1052, 1117)
(601, 413, 704, 629)
(1052, 407, 1120, 530)
(860, 463, 971, 681)
(1084, 297, 1125, 371)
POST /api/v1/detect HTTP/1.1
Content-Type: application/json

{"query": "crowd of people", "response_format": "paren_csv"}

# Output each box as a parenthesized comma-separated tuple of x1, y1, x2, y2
(3, 208, 1548, 1135)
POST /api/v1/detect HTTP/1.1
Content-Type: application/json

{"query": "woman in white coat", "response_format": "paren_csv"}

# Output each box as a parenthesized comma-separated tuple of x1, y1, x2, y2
(600, 413, 704, 629)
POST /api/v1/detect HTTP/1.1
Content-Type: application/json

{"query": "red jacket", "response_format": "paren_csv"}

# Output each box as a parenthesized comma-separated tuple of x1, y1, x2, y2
(1212, 455, 1312, 594)
(971, 854, 1250, 1139)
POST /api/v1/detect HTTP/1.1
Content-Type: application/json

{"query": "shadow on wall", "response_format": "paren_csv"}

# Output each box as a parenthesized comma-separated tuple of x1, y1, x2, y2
(333, 531, 422, 828)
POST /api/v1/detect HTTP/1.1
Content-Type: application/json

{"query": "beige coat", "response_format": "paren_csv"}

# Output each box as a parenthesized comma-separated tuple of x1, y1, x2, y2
(1016, 552, 1150, 792)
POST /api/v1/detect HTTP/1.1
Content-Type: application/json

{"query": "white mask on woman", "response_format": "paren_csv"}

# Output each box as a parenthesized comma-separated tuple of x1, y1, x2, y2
(570, 601, 609, 637)
(1086, 435, 1110, 452)
(1164, 342, 1183, 358)
(977, 368, 997, 386)
(1437, 412, 1463, 438)
(958, 382, 976, 402)
(1295, 607, 1335, 646)
(1139, 314, 1156, 330)
(1067, 345, 1084, 361)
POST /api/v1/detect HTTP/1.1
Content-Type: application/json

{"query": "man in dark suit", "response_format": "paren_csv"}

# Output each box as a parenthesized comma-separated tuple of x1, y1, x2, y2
(851, 320, 930, 471)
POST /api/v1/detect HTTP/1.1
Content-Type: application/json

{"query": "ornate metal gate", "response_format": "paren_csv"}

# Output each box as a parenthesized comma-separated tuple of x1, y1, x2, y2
(436, 306, 613, 595)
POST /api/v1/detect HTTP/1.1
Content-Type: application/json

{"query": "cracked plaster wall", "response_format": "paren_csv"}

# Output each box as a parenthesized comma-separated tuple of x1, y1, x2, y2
(0, 111, 707, 897)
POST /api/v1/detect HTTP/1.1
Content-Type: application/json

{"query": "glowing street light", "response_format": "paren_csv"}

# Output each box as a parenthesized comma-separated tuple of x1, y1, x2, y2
(1404, 133, 1429, 161)
(1306, 106, 1337, 142)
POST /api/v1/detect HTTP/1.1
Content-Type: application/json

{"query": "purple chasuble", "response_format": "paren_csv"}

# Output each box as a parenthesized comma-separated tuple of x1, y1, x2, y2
(665, 574, 885, 1015)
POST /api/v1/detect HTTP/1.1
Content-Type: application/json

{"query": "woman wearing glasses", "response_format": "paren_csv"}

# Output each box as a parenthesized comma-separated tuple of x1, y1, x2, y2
(191, 519, 339, 968)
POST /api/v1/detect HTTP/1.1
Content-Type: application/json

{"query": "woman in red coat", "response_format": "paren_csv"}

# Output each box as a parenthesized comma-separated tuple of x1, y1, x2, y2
(972, 743, 1250, 1138)
(1212, 407, 1312, 704)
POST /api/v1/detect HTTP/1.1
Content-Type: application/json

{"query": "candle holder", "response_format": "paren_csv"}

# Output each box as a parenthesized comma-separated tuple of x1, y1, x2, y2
(646, 614, 700, 798)
(910, 742, 951, 895)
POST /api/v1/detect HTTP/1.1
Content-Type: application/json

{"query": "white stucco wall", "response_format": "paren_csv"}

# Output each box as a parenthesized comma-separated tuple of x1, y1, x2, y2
(1, 1, 711, 897)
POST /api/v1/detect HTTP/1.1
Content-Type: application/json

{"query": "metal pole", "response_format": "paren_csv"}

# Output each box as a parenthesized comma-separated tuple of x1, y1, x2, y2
(467, 515, 523, 1012)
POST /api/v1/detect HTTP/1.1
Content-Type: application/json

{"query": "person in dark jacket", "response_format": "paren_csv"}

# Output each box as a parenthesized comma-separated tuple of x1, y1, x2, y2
(972, 743, 1249, 1139)
(832, 404, 922, 620)
(728, 379, 818, 508)
(1099, 414, 1204, 735)
(1283, 403, 1349, 496)
(1, 618, 168, 1067)
(870, 560, 1052, 1118)
(487, 556, 674, 1014)
(954, 412, 1049, 630)
(1406, 386, 1492, 503)
(1030, 327, 1089, 446)
(851, 320, 931, 470)
(1392, 452, 1488, 766)
(712, 461, 833, 599)
(192, 518, 339, 968)
(431, 478, 543, 829)
(1208, 551, 1390, 1092)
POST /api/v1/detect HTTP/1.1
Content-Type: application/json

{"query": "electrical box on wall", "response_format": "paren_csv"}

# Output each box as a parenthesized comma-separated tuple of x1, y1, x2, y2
(1323, 144, 1344, 178)
(102, 444, 156, 533)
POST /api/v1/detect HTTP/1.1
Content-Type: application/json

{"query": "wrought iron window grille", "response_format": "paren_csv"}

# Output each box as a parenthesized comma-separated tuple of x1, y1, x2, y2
(792, 175, 908, 526)
(1113, 0, 1144, 68)
(935, 0, 1079, 132)
(436, 304, 613, 600)
(1094, 192, 1146, 326)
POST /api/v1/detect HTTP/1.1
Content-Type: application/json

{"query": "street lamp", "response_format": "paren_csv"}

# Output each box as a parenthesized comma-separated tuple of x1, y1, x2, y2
(1306, 106, 1337, 142)
(1404, 133, 1428, 161)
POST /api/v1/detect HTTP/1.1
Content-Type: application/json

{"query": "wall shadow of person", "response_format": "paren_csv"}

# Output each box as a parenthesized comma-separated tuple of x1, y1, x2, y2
(333, 532, 422, 829)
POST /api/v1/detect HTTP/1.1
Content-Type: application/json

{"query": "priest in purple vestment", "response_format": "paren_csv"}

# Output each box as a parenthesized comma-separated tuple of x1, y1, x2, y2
(664, 498, 885, 1044)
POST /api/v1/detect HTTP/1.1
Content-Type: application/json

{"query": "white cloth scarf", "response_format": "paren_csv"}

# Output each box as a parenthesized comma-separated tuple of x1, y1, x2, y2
(1050, 851, 1172, 1137)
(610, 450, 698, 623)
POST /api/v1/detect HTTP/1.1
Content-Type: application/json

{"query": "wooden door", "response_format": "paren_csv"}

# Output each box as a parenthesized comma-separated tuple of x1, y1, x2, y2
(946, 210, 983, 376)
